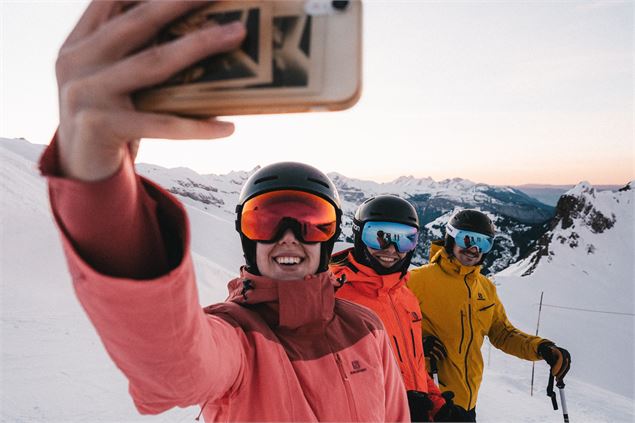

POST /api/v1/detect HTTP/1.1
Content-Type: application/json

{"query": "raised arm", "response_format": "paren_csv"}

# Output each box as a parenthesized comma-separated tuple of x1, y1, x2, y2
(42, 1, 249, 413)
(48, 1, 245, 276)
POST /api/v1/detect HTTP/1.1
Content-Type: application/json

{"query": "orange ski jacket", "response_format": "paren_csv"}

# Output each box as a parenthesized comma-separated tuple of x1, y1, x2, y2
(330, 249, 445, 418)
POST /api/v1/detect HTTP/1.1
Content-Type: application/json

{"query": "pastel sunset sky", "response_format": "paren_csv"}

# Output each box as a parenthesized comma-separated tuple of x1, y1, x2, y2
(2, 1, 632, 185)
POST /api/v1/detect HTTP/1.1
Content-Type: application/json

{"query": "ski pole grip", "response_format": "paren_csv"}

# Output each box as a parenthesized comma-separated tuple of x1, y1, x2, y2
(430, 357, 439, 385)
(547, 373, 558, 410)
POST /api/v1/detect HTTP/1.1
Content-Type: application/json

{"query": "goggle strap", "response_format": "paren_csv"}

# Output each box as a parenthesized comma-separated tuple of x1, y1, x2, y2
(446, 223, 459, 238)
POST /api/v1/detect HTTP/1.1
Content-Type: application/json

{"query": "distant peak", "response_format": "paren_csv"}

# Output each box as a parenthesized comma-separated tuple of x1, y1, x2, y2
(391, 175, 435, 186)
(327, 171, 346, 179)
(393, 175, 415, 183)
(618, 181, 633, 192)
(566, 181, 594, 197)
(242, 165, 260, 176)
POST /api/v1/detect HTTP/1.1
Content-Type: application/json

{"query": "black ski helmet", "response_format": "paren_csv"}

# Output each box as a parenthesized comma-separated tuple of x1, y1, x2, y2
(235, 162, 342, 275)
(352, 195, 419, 276)
(445, 209, 496, 258)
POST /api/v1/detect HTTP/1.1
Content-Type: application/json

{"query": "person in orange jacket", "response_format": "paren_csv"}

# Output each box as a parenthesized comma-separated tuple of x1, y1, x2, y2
(331, 195, 470, 422)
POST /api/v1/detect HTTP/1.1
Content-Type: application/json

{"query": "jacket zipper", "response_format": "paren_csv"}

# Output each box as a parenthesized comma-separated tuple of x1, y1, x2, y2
(388, 292, 421, 391)
(463, 274, 475, 410)
(334, 352, 359, 421)
(392, 336, 403, 362)
(479, 303, 495, 312)
(411, 329, 416, 358)
(324, 316, 358, 420)
(458, 310, 465, 354)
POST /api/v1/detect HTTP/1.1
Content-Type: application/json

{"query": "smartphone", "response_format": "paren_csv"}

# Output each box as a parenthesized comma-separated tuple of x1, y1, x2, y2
(134, 0, 362, 117)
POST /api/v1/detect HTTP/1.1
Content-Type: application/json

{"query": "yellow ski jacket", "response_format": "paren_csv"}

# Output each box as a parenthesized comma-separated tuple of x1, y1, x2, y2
(407, 241, 547, 411)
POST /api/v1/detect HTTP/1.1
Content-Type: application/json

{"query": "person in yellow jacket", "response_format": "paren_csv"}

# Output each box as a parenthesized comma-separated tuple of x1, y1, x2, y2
(407, 209, 571, 421)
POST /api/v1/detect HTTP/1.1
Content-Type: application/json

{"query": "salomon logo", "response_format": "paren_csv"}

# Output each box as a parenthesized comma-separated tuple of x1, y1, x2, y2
(351, 360, 367, 374)
(411, 312, 422, 322)
(477, 292, 485, 301)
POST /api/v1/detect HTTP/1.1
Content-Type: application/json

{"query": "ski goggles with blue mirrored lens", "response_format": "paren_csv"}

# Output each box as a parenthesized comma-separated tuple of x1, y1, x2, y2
(446, 223, 494, 253)
(361, 221, 419, 253)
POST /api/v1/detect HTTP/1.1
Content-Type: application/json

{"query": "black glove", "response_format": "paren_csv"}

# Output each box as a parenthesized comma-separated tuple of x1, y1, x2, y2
(407, 390, 434, 422)
(538, 341, 571, 381)
(423, 335, 448, 363)
(434, 391, 473, 422)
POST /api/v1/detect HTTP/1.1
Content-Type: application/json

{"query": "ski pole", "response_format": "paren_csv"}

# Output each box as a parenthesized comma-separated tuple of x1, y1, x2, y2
(557, 378, 570, 423)
(430, 357, 439, 385)
(547, 373, 558, 411)
(531, 292, 544, 396)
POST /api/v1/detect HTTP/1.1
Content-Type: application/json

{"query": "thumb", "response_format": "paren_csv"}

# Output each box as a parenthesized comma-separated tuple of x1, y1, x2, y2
(128, 139, 140, 162)
(549, 347, 564, 377)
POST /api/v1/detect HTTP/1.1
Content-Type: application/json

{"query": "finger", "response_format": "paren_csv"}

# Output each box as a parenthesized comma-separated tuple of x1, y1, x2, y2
(128, 140, 141, 162)
(549, 347, 566, 378)
(87, 1, 205, 60)
(556, 362, 570, 380)
(109, 111, 235, 141)
(433, 340, 448, 358)
(63, 1, 119, 47)
(556, 350, 571, 379)
(101, 21, 246, 93)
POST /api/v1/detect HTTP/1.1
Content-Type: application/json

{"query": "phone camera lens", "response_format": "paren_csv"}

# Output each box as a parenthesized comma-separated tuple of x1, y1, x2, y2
(331, 1, 349, 11)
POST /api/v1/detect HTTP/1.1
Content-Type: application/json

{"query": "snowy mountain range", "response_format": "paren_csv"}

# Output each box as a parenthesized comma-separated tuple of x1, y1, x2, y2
(14, 135, 553, 273)
(1, 137, 633, 422)
(131, 145, 555, 274)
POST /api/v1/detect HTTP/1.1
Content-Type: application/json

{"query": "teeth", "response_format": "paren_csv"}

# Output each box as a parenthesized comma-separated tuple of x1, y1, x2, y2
(275, 256, 302, 265)
(378, 257, 397, 262)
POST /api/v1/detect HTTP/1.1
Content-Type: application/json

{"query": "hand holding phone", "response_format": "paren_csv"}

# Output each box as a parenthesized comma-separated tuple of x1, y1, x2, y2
(55, 2, 246, 182)
(134, 0, 362, 117)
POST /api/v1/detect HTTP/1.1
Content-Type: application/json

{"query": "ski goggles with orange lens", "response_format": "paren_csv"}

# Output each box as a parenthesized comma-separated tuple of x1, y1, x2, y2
(361, 221, 419, 253)
(239, 190, 338, 243)
(446, 223, 494, 253)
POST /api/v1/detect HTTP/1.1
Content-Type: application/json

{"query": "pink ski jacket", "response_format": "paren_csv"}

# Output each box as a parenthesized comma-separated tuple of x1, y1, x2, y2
(41, 142, 409, 422)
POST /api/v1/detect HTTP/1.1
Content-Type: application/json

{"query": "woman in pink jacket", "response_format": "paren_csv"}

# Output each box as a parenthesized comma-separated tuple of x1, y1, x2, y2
(42, 2, 409, 422)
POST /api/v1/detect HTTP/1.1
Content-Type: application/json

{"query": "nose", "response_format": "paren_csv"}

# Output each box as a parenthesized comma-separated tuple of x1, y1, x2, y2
(277, 229, 300, 244)
(383, 243, 398, 253)
(464, 245, 480, 254)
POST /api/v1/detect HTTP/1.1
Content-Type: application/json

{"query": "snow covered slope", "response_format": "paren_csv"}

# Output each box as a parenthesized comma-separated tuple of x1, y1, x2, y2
(0, 140, 236, 421)
(1, 138, 633, 422)
(495, 181, 634, 400)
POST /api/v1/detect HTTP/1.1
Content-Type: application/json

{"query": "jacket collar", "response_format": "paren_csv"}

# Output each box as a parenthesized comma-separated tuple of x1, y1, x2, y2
(331, 249, 407, 296)
(429, 241, 481, 277)
(226, 267, 336, 331)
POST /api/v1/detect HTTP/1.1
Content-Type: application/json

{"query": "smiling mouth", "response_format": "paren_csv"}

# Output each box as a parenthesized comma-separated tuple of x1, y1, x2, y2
(460, 249, 480, 259)
(376, 256, 398, 263)
(274, 256, 304, 266)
